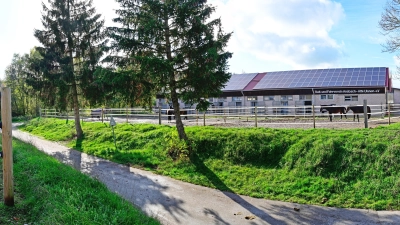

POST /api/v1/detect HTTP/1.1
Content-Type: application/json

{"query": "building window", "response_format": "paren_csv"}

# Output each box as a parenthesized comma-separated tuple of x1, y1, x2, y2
(320, 94, 333, 100)
(232, 97, 242, 101)
(344, 96, 358, 101)
(264, 96, 274, 101)
(218, 97, 227, 102)
(299, 95, 312, 100)
(209, 97, 214, 102)
(281, 95, 293, 101)
(247, 96, 258, 101)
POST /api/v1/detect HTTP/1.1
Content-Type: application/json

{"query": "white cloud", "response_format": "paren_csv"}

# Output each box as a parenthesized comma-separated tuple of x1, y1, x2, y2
(208, 0, 345, 70)
(0, 0, 119, 79)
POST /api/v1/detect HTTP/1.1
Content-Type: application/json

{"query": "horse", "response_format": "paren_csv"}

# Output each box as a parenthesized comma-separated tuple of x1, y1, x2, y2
(346, 106, 371, 122)
(319, 105, 347, 122)
(167, 108, 188, 122)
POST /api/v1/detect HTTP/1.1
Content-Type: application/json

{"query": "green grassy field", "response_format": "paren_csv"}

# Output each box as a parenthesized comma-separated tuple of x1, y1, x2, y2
(18, 118, 400, 210)
(0, 138, 160, 225)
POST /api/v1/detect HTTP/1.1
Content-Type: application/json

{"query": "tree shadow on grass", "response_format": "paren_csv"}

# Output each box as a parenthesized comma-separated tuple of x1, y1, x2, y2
(52, 148, 188, 224)
(190, 154, 285, 224)
(11, 129, 187, 225)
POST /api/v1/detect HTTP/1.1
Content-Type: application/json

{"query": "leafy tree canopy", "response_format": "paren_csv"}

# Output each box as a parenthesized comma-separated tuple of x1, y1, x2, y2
(107, 0, 232, 141)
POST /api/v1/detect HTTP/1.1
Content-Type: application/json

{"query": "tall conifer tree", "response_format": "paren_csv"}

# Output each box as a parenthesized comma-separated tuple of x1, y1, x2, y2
(33, 0, 106, 139)
(108, 0, 232, 142)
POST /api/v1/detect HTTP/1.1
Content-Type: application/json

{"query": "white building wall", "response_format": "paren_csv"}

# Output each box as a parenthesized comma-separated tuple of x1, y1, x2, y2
(222, 94, 387, 108)
(393, 89, 400, 104)
(314, 93, 386, 107)
(159, 93, 388, 111)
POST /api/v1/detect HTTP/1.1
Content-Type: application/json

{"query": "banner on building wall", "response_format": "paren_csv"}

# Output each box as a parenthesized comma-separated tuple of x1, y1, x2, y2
(314, 88, 385, 94)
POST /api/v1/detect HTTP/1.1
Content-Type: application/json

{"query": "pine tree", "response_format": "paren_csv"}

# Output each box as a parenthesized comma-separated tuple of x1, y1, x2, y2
(32, 0, 106, 139)
(108, 0, 232, 142)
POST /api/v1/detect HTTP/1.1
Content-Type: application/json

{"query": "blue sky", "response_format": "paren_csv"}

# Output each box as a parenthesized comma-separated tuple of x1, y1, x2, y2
(0, 0, 399, 86)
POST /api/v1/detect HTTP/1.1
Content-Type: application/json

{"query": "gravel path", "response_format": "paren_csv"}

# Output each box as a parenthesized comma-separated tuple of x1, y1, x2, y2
(11, 126, 400, 225)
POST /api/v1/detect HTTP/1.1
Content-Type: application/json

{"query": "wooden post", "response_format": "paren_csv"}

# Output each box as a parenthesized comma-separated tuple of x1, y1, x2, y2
(101, 108, 104, 123)
(388, 103, 391, 125)
(223, 108, 226, 123)
(312, 105, 315, 129)
(2, 86, 14, 206)
(255, 106, 258, 127)
(203, 111, 206, 126)
(158, 106, 161, 125)
(363, 99, 368, 128)
(126, 107, 128, 123)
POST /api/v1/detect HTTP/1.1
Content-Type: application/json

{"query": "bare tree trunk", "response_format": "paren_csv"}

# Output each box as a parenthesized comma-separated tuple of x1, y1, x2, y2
(164, 2, 188, 141)
(71, 79, 83, 139)
(67, 0, 83, 139)
(170, 85, 187, 141)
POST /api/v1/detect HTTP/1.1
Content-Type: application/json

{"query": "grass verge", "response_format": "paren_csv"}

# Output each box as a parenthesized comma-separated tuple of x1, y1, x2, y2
(19, 117, 400, 210)
(0, 138, 160, 225)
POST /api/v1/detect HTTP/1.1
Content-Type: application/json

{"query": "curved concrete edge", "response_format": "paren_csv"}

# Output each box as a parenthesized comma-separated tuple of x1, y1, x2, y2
(11, 128, 400, 225)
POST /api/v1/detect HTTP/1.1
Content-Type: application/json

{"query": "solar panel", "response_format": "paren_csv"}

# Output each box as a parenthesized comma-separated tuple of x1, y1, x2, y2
(222, 73, 258, 91)
(253, 67, 388, 90)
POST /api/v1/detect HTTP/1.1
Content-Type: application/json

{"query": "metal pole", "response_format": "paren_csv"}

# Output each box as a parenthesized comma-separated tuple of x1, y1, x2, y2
(312, 105, 315, 129)
(2, 86, 14, 206)
(112, 126, 117, 149)
(158, 106, 161, 125)
(363, 99, 368, 128)
(388, 103, 391, 125)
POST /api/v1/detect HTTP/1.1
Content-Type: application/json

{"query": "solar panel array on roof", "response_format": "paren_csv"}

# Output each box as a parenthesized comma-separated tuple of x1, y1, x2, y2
(223, 73, 258, 91)
(253, 67, 387, 90)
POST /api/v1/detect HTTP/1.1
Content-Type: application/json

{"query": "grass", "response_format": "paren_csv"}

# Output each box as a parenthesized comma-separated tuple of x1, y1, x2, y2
(18, 117, 400, 210)
(0, 138, 160, 225)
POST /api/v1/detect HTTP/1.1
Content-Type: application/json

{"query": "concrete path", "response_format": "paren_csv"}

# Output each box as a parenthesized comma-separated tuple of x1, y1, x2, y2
(12, 129, 400, 225)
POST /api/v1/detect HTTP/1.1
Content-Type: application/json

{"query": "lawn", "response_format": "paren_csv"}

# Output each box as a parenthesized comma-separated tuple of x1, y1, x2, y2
(18, 117, 400, 210)
(0, 138, 160, 225)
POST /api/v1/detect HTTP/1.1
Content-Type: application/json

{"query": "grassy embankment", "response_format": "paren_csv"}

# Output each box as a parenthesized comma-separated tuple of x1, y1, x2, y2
(0, 138, 160, 225)
(19, 118, 400, 210)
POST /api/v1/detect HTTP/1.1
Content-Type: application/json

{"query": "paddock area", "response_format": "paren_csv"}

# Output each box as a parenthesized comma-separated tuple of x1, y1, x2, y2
(40, 103, 400, 129)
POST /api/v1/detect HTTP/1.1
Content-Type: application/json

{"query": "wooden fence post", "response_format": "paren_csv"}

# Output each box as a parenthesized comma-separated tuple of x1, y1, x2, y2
(312, 105, 315, 129)
(196, 110, 198, 126)
(203, 111, 206, 126)
(255, 106, 258, 127)
(158, 106, 161, 125)
(224, 108, 226, 123)
(363, 100, 368, 128)
(101, 108, 104, 123)
(2, 86, 14, 206)
(126, 107, 128, 123)
(388, 103, 391, 125)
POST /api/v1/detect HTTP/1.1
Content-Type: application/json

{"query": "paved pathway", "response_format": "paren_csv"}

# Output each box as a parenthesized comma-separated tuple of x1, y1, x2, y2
(12, 129, 400, 225)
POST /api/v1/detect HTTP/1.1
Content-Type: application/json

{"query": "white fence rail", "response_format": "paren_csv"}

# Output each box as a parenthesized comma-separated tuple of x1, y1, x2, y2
(40, 103, 400, 128)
